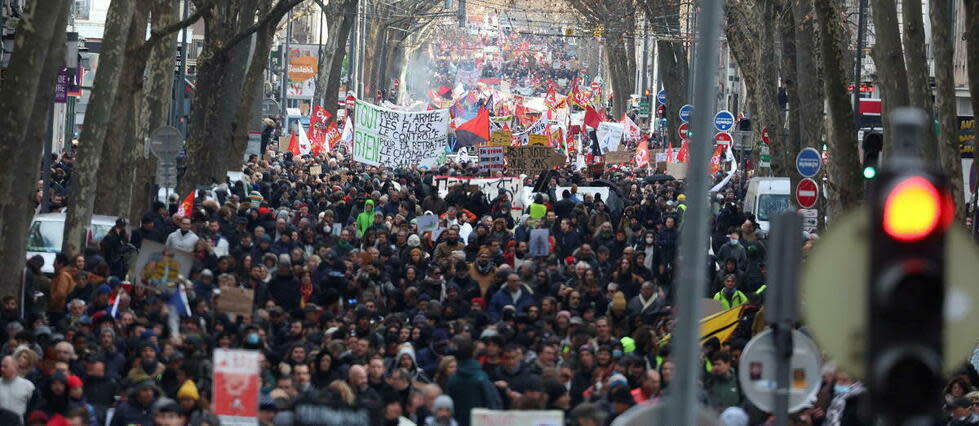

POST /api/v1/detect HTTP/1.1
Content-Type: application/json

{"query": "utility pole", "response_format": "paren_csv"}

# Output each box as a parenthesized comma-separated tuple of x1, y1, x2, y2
(174, 0, 189, 137)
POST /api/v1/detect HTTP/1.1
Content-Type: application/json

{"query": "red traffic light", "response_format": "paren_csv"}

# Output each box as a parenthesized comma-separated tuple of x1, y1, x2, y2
(882, 176, 952, 242)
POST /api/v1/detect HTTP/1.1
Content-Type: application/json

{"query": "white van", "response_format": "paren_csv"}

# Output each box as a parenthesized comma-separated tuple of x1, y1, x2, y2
(26, 213, 119, 274)
(743, 177, 792, 234)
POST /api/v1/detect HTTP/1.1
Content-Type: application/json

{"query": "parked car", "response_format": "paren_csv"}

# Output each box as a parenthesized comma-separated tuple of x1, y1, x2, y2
(26, 212, 119, 274)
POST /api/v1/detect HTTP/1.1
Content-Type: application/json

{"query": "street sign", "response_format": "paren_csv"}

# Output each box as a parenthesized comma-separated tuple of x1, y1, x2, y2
(657, 89, 667, 105)
(796, 147, 822, 177)
(345, 95, 356, 109)
(713, 132, 733, 146)
(799, 208, 818, 232)
(678, 123, 690, 140)
(713, 110, 735, 132)
(639, 101, 650, 118)
(796, 178, 818, 208)
(799, 206, 979, 377)
(656, 104, 665, 117)
(759, 145, 771, 168)
(679, 104, 693, 123)
(149, 126, 183, 161)
(762, 127, 770, 145)
(591, 81, 600, 92)
(738, 328, 822, 414)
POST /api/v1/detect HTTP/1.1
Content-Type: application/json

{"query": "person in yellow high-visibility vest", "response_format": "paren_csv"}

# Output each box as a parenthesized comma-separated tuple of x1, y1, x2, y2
(528, 194, 548, 219)
(713, 273, 747, 310)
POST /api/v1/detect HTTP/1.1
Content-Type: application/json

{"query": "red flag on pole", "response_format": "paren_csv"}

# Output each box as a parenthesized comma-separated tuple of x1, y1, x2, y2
(584, 106, 603, 129)
(288, 131, 301, 156)
(176, 190, 195, 218)
(677, 141, 690, 163)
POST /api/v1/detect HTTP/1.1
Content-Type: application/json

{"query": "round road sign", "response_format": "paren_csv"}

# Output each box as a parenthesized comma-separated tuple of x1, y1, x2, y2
(762, 127, 770, 145)
(713, 110, 735, 132)
(657, 89, 667, 105)
(714, 132, 733, 146)
(796, 178, 818, 208)
(678, 123, 690, 140)
(679, 104, 693, 123)
(656, 104, 665, 117)
(591, 81, 600, 92)
(738, 328, 822, 414)
(796, 147, 822, 178)
(345, 95, 356, 109)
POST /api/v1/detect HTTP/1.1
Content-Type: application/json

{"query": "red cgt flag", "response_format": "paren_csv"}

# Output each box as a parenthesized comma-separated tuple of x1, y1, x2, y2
(176, 190, 195, 218)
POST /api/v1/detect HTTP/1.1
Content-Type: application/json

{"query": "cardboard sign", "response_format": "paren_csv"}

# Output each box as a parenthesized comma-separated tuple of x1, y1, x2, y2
(528, 134, 548, 146)
(309, 164, 322, 176)
(605, 150, 636, 164)
(278, 135, 291, 152)
(213, 349, 260, 424)
(505, 146, 566, 174)
(490, 131, 512, 147)
(666, 162, 688, 179)
(353, 100, 450, 168)
(416, 214, 439, 233)
(216, 287, 254, 317)
(529, 229, 550, 257)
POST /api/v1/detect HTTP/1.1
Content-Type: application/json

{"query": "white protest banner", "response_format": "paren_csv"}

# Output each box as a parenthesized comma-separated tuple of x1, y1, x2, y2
(213, 349, 260, 425)
(353, 100, 449, 168)
(596, 122, 624, 153)
(513, 118, 547, 144)
(471, 408, 563, 426)
(529, 229, 550, 257)
(434, 176, 524, 205)
(478, 147, 505, 172)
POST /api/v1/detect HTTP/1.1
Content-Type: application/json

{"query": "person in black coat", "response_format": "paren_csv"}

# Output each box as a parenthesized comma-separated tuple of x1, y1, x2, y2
(267, 255, 301, 313)
(100, 218, 132, 279)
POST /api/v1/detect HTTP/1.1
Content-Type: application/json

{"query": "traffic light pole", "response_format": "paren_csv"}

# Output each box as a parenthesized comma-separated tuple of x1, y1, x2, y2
(664, 0, 722, 425)
(767, 213, 803, 426)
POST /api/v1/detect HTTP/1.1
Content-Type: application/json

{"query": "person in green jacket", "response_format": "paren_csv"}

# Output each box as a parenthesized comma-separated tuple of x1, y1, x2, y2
(713, 273, 748, 310)
(356, 199, 375, 238)
(704, 350, 743, 410)
(445, 335, 502, 426)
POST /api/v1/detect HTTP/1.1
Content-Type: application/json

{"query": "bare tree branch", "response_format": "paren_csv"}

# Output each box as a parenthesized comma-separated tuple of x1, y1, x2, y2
(219, 0, 304, 54)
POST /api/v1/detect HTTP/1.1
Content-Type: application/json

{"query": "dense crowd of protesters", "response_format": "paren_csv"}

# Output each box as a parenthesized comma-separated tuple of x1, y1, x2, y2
(5, 138, 979, 426)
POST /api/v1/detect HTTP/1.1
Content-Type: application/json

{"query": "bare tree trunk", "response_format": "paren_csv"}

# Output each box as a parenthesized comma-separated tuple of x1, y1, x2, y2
(63, 0, 136, 255)
(779, 1, 801, 168)
(95, 6, 149, 217)
(0, 0, 71, 298)
(934, 0, 965, 218)
(322, 0, 359, 120)
(901, 0, 936, 163)
(657, 37, 688, 146)
(129, 0, 180, 223)
(813, 0, 862, 217)
(605, 33, 636, 118)
(869, 0, 910, 148)
(229, 20, 277, 170)
(0, 0, 71, 226)
(792, 0, 823, 149)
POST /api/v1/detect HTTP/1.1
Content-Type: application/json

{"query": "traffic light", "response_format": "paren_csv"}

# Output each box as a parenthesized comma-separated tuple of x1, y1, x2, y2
(866, 109, 954, 423)
(862, 131, 883, 179)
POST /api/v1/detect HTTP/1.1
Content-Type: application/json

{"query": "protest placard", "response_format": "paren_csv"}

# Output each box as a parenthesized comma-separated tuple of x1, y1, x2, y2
(213, 349, 260, 425)
(309, 164, 322, 176)
(478, 147, 505, 172)
(216, 287, 254, 317)
(353, 100, 450, 168)
(605, 149, 636, 164)
(504, 146, 566, 174)
(471, 409, 563, 426)
(529, 229, 550, 257)
(278, 135, 291, 152)
(416, 214, 439, 233)
(596, 122, 624, 153)
(433, 176, 524, 207)
(528, 134, 548, 146)
(490, 131, 512, 147)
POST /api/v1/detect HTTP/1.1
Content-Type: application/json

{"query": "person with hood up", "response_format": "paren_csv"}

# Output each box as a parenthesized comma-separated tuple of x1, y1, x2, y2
(389, 344, 431, 384)
(356, 199, 376, 238)
(445, 336, 501, 426)
(110, 379, 160, 426)
(268, 254, 301, 312)
(425, 395, 458, 426)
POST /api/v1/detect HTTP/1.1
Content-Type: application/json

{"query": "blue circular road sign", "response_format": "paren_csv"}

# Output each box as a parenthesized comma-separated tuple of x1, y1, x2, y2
(679, 104, 693, 123)
(657, 89, 667, 105)
(796, 147, 822, 177)
(713, 110, 735, 132)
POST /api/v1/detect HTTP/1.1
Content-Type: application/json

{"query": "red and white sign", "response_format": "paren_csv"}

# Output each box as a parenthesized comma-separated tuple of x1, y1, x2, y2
(678, 122, 690, 140)
(213, 349, 260, 424)
(591, 81, 600, 92)
(858, 98, 882, 116)
(796, 178, 819, 208)
(393, 78, 400, 90)
(761, 127, 770, 145)
(345, 95, 356, 110)
(714, 132, 733, 146)
(657, 104, 665, 117)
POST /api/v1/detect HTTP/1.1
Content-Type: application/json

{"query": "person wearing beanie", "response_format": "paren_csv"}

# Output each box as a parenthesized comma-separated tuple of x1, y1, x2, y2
(152, 397, 187, 426)
(66, 375, 98, 426)
(127, 342, 164, 383)
(425, 394, 458, 426)
(111, 379, 159, 426)
(176, 380, 200, 412)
